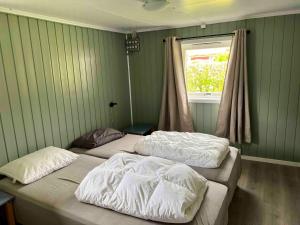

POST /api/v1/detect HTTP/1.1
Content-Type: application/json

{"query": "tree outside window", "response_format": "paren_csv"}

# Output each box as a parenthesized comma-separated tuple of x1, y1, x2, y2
(182, 37, 232, 103)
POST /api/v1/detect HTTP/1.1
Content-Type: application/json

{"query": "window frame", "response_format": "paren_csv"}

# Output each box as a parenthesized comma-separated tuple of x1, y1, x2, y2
(181, 36, 232, 104)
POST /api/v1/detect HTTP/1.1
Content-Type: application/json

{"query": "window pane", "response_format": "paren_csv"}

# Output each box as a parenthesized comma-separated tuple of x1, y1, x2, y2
(184, 46, 230, 94)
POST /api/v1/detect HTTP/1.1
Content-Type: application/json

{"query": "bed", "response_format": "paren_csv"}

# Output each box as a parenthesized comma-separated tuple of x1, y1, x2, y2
(0, 155, 229, 225)
(70, 134, 142, 158)
(69, 134, 241, 203)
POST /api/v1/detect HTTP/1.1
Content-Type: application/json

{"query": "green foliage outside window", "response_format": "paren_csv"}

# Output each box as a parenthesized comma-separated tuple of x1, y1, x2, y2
(185, 51, 229, 93)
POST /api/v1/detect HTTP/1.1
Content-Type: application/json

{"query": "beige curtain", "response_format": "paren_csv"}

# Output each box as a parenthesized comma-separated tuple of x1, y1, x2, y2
(158, 37, 194, 132)
(216, 29, 251, 144)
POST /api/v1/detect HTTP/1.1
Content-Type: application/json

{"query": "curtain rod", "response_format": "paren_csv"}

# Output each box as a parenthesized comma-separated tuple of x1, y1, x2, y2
(163, 30, 250, 42)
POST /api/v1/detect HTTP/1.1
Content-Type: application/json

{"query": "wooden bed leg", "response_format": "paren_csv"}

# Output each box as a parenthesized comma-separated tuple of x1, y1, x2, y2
(4, 201, 16, 225)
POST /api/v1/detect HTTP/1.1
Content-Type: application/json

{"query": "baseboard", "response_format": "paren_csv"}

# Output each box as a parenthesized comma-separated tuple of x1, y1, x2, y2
(241, 155, 300, 167)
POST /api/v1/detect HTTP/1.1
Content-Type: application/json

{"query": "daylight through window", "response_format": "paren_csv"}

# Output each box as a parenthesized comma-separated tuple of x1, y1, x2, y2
(182, 37, 232, 103)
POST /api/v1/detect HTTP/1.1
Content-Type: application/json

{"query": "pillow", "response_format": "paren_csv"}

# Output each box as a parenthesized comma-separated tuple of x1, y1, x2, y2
(71, 128, 125, 149)
(0, 146, 78, 184)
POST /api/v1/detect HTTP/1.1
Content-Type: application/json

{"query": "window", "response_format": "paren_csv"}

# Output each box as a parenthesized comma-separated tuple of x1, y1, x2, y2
(182, 36, 232, 103)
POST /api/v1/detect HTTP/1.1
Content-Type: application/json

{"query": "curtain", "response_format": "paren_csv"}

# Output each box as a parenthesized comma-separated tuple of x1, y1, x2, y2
(158, 37, 194, 132)
(216, 29, 251, 144)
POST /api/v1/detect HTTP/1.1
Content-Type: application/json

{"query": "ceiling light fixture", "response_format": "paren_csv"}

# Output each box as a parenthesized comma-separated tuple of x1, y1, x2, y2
(143, 0, 169, 11)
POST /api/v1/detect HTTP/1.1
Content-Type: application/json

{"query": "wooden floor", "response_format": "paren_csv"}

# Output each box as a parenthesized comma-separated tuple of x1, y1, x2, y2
(228, 159, 300, 225)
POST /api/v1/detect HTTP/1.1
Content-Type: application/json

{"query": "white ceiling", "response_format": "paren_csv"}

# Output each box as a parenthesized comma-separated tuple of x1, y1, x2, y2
(0, 0, 300, 33)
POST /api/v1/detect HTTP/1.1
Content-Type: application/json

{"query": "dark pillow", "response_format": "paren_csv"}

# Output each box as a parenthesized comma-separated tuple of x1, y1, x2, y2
(71, 128, 125, 149)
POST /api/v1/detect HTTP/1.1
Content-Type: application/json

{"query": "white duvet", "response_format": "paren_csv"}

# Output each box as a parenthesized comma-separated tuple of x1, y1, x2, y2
(134, 131, 230, 168)
(75, 153, 208, 223)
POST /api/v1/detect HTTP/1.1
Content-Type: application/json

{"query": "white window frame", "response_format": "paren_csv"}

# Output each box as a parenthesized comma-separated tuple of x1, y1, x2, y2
(182, 36, 232, 104)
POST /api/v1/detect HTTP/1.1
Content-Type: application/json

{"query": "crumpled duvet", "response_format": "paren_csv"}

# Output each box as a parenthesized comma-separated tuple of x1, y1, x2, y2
(134, 131, 230, 168)
(75, 153, 208, 223)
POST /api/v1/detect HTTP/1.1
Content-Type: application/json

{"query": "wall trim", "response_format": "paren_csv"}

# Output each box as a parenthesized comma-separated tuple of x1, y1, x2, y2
(242, 155, 300, 167)
(0, 6, 125, 33)
(1, 6, 299, 34)
(135, 9, 300, 33)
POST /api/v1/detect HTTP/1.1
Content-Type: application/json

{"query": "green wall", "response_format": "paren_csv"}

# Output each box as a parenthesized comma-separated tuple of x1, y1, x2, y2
(0, 12, 131, 166)
(129, 14, 300, 162)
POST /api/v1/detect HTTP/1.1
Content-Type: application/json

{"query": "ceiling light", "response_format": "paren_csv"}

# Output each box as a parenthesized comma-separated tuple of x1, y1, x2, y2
(143, 0, 169, 11)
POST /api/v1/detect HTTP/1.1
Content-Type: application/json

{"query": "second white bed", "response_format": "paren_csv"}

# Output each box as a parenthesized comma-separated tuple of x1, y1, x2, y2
(70, 134, 241, 203)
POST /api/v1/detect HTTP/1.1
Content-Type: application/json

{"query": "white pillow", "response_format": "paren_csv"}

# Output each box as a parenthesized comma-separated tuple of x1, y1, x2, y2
(0, 146, 78, 184)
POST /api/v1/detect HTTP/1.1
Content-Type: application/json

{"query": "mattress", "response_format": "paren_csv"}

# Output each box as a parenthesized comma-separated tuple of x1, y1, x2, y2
(70, 135, 241, 203)
(191, 147, 241, 203)
(0, 155, 229, 225)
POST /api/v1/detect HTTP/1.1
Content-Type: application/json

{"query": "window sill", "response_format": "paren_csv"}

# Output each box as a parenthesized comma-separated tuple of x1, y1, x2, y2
(188, 97, 220, 104)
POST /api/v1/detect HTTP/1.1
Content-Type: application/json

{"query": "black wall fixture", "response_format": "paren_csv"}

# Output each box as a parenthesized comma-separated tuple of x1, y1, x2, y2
(125, 32, 140, 54)
(109, 102, 118, 107)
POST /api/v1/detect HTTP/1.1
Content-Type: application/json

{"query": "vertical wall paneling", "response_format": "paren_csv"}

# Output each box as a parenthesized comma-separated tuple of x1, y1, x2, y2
(0, 117, 8, 165)
(148, 32, 155, 123)
(29, 18, 55, 147)
(274, 15, 295, 160)
(76, 27, 92, 132)
(117, 33, 128, 128)
(2, 12, 298, 163)
(0, 43, 17, 162)
(0, 14, 27, 158)
(258, 17, 274, 158)
(111, 33, 128, 129)
(106, 32, 115, 127)
(38, 20, 62, 148)
(0, 12, 130, 166)
(47, 21, 69, 147)
(69, 26, 87, 134)
(129, 14, 300, 162)
(102, 32, 110, 125)
(100, 32, 109, 125)
(55, 23, 75, 143)
(82, 28, 97, 130)
(196, 104, 204, 132)
(88, 29, 101, 128)
(293, 15, 300, 162)
(266, 17, 284, 158)
(190, 103, 195, 129)
(142, 34, 149, 122)
(8, 15, 37, 153)
(62, 24, 80, 139)
(107, 32, 116, 127)
(285, 14, 300, 161)
(96, 30, 108, 128)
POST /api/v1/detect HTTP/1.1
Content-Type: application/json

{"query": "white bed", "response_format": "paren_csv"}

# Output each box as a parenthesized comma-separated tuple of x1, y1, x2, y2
(0, 155, 229, 225)
(69, 134, 241, 203)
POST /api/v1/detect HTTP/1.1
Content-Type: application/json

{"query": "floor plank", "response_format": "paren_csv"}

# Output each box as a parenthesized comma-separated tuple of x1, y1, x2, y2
(228, 159, 300, 225)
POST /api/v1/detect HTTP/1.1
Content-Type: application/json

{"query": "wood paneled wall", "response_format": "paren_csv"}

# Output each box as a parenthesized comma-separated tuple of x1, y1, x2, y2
(129, 14, 300, 162)
(0, 13, 130, 166)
